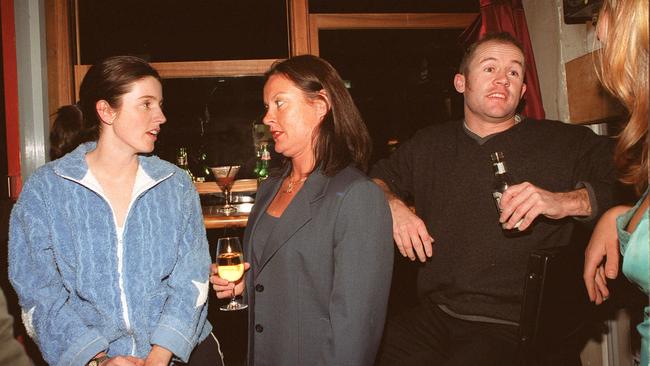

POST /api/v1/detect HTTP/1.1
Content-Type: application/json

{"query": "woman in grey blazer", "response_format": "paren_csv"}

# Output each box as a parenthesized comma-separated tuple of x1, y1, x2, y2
(211, 55, 394, 365)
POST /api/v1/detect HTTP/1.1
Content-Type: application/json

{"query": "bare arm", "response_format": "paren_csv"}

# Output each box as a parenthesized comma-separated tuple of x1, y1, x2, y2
(373, 178, 434, 262)
(583, 205, 631, 304)
(143, 345, 172, 366)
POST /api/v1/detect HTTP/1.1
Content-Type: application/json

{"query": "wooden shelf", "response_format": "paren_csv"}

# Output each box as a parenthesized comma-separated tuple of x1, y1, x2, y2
(195, 179, 258, 195)
(203, 213, 249, 229)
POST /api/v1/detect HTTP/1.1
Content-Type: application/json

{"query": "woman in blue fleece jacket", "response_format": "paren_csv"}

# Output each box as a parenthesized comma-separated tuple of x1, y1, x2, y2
(9, 56, 221, 366)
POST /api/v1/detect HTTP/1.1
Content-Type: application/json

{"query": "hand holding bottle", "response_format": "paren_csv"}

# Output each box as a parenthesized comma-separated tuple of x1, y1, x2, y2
(498, 182, 592, 231)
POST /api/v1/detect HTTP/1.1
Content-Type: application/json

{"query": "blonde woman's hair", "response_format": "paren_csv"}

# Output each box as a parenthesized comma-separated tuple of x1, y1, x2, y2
(596, 0, 648, 194)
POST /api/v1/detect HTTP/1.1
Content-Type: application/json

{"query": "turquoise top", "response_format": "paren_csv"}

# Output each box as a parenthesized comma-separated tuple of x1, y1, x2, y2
(618, 189, 649, 365)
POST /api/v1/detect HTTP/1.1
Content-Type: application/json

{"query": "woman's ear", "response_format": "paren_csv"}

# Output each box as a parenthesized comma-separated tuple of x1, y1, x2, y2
(315, 89, 331, 122)
(96, 100, 116, 125)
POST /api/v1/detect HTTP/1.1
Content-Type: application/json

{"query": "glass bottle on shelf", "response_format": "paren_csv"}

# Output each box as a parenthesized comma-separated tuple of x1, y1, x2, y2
(195, 152, 212, 183)
(176, 147, 195, 182)
(387, 138, 400, 154)
(253, 145, 263, 177)
(490, 151, 525, 235)
(257, 143, 270, 182)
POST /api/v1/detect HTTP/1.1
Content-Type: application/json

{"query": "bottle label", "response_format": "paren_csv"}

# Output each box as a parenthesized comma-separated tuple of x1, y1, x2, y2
(492, 191, 523, 230)
(492, 191, 503, 212)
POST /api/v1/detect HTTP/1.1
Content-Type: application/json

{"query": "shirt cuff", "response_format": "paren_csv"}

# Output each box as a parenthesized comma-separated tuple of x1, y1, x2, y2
(58, 330, 109, 366)
(574, 181, 597, 222)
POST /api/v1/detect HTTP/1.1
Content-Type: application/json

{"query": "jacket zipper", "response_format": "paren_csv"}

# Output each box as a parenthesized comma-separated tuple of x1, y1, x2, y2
(59, 171, 173, 346)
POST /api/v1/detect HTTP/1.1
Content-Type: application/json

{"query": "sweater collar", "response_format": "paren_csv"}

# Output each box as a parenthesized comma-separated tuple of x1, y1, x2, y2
(52, 141, 175, 182)
(462, 114, 526, 145)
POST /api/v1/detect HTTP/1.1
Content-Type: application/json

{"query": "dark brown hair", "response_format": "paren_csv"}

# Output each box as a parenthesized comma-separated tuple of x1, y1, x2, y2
(50, 55, 161, 160)
(265, 55, 371, 176)
(459, 32, 526, 76)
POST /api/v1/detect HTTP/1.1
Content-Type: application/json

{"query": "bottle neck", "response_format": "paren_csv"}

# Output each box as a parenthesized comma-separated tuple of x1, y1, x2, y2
(261, 149, 271, 161)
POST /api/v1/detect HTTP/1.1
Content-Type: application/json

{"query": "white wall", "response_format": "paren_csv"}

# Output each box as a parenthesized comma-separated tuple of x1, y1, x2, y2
(522, 0, 599, 123)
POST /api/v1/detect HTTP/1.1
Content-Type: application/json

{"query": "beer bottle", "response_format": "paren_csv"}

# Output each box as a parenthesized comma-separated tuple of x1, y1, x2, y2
(253, 145, 262, 177)
(257, 143, 270, 182)
(490, 151, 524, 235)
(176, 147, 195, 182)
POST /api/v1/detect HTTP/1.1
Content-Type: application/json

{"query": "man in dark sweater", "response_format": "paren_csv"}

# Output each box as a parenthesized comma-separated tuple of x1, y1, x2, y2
(372, 32, 616, 365)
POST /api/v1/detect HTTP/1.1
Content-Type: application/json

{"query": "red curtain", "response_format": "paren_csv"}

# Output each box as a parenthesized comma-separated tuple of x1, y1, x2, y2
(2, 0, 21, 199)
(460, 0, 545, 120)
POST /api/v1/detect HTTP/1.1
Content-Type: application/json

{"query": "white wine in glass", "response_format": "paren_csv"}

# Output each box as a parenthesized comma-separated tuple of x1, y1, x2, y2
(216, 236, 247, 311)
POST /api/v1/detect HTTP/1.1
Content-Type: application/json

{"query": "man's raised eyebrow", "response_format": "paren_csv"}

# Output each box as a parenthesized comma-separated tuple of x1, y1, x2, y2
(478, 57, 523, 68)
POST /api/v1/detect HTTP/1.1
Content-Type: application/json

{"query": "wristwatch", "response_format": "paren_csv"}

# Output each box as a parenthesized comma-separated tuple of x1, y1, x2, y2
(87, 355, 109, 366)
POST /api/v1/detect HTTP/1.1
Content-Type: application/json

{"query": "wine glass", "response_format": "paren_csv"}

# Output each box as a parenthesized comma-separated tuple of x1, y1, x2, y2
(210, 165, 241, 215)
(216, 237, 247, 311)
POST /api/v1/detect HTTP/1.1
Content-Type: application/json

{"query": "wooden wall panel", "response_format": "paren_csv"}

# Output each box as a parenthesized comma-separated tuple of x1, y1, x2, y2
(565, 51, 624, 124)
(45, 0, 74, 120)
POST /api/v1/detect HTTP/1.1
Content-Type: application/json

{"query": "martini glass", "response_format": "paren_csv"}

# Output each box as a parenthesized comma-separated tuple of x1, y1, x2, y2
(210, 165, 241, 215)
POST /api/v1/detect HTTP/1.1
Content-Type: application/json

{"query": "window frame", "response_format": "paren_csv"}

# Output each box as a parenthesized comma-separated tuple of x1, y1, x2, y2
(45, 0, 476, 116)
(307, 13, 476, 55)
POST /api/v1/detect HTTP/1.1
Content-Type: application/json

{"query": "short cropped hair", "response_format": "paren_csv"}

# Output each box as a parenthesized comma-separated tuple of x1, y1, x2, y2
(458, 32, 526, 76)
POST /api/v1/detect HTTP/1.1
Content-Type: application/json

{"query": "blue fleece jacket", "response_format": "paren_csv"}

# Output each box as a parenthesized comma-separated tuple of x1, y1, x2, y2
(9, 142, 212, 366)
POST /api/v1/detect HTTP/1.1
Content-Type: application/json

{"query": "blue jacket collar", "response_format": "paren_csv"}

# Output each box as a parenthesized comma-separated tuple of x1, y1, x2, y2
(52, 141, 175, 182)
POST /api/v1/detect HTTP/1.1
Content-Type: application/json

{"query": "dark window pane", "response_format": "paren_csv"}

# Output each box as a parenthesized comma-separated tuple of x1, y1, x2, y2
(319, 29, 465, 163)
(155, 77, 280, 179)
(78, 0, 289, 64)
(310, 0, 478, 13)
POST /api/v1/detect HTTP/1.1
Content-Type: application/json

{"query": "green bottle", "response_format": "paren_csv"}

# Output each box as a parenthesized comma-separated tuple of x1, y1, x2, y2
(253, 145, 263, 177)
(257, 143, 270, 182)
(195, 152, 212, 182)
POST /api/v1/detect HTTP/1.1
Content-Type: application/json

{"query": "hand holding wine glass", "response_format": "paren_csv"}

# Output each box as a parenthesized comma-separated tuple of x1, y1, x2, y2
(213, 237, 248, 311)
(211, 262, 250, 299)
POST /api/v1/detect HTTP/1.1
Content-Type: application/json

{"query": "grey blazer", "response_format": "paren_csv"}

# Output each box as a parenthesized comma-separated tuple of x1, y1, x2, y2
(243, 166, 393, 366)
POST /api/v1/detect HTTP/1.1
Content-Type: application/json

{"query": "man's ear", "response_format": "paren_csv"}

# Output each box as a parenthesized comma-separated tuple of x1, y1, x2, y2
(96, 100, 116, 125)
(453, 73, 466, 93)
(315, 89, 331, 122)
(520, 82, 527, 99)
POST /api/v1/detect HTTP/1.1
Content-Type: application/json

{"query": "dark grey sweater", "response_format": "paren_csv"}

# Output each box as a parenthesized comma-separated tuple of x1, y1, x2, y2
(371, 118, 617, 323)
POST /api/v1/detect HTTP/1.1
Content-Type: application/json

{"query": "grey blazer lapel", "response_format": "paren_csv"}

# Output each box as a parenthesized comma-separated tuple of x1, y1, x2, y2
(247, 176, 283, 268)
(257, 170, 329, 274)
